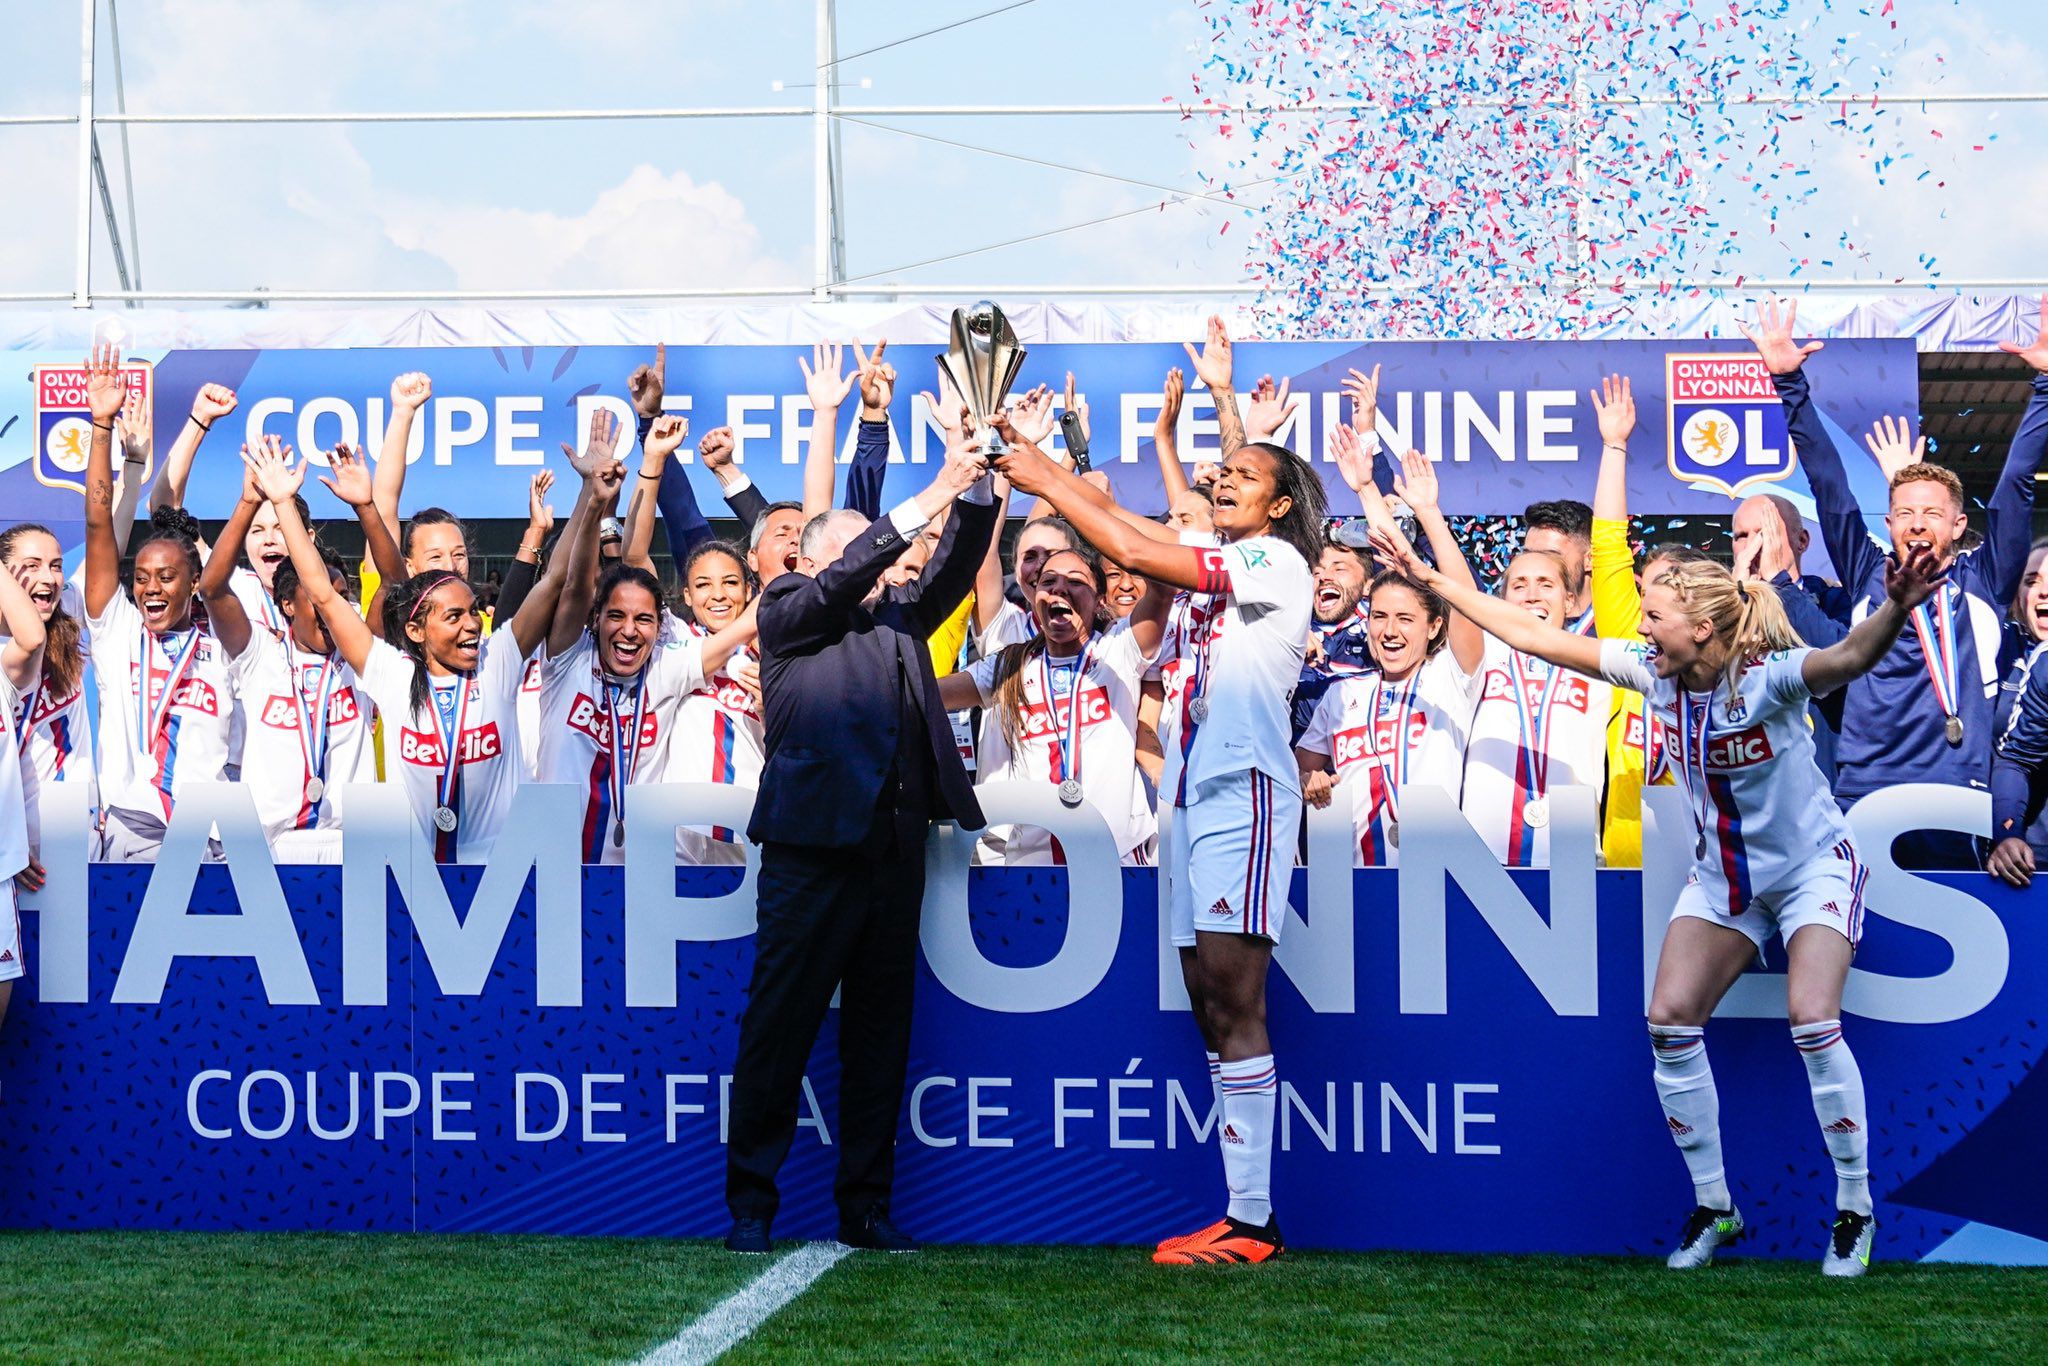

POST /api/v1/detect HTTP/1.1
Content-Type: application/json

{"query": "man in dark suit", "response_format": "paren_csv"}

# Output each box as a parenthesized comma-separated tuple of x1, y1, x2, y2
(724, 425, 998, 1254)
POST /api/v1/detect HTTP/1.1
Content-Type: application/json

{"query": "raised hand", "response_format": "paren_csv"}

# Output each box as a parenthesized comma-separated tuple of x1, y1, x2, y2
(191, 382, 238, 425)
(1245, 374, 1291, 442)
(243, 433, 304, 503)
(85, 342, 126, 422)
(116, 390, 152, 463)
(937, 406, 991, 493)
(732, 656, 763, 711)
(1591, 374, 1636, 446)
(1156, 366, 1184, 437)
(988, 413, 1053, 494)
(1341, 364, 1381, 430)
(854, 338, 895, 415)
(1884, 543, 1945, 610)
(1064, 370, 1091, 443)
(1328, 421, 1377, 495)
(390, 371, 432, 413)
(1008, 383, 1057, 446)
(1997, 297, 2048, 374)
(1735, 297, 1825, 376)
(1862, 413, 1925, 482)
(1190, 460, 1221, 488)
(527, 470, 557, 539)
(644, 413, 689, 463)
(1390, 448, 1439, 515)
(319, 442, 375, 507)
(1182, 313, 1234, 392)
(563, 407, 620, 476)
(627, 344, 666, 419)
(800, 342, 856, 411)
(698, 425, 736, 474)
(1366, 521, 1437, 585)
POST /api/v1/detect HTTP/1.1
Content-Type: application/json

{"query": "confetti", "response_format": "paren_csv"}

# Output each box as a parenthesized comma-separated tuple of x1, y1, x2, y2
(1193, 0, 1971, 339)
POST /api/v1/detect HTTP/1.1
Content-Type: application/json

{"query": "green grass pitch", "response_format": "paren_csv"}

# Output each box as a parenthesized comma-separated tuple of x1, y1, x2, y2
(2, 1231, 2042, 1363)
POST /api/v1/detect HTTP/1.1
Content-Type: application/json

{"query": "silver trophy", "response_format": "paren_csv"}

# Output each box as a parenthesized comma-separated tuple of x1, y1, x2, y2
(936, 300, 1026, 455)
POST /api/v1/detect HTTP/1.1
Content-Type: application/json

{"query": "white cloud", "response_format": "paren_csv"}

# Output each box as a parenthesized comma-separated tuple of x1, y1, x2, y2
(380, 163, 802, 292)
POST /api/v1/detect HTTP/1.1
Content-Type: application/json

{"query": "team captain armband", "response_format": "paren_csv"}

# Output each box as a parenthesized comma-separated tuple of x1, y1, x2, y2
(1194, 548, 1231, 597)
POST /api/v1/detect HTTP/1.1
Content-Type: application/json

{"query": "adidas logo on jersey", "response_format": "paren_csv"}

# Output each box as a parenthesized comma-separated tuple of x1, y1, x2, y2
(1823, 1117, 1862, 1135)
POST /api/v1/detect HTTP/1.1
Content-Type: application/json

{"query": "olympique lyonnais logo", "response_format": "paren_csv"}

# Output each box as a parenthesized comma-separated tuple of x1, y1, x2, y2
(34, 360, 155, 495)
(257, 691, 363, 730)
(1664, 353, 1794, 498)
(397, 723, 503, 767)
(1704, 723, 1775, 771)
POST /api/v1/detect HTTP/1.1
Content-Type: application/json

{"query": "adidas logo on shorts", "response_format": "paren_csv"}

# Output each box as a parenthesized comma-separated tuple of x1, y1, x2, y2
(1207, 898, 1233, 917)
(1819, 900, 1842, 919)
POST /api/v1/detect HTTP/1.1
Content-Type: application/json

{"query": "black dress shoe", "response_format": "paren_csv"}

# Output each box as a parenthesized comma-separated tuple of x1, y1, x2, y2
(725, 1216, 772, 1253)
(838, 1206, 921, 1252)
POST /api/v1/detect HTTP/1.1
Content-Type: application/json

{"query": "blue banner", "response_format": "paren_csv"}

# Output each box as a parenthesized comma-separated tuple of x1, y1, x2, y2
(0, 802, 2036, 1262)
(0, 340, 1916, 529)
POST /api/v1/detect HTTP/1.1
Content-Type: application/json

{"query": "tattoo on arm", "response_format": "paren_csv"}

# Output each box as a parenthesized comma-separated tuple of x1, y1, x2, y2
(1214, 385, 1246, 458)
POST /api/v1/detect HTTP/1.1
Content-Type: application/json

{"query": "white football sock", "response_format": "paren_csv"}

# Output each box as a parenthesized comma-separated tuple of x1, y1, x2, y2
(1650, 1025, 1731, 1211)
(1206, 1051, 1222, 1127)
(1793, 1020, 1872, 1216)
(1218, 1055, 1277, 1226)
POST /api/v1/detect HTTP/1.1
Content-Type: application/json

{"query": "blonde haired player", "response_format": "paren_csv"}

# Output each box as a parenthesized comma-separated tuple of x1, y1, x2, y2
(1372, 521, 1944, 1278)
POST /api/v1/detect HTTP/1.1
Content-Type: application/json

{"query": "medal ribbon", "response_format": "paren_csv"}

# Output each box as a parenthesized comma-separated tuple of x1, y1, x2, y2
(291, 652, 339, 801)
(432, 674, 471, 819)
(1507, 649, 1565, 811)
(1039, 637, 1097, 790)
(1909, 586, 1960, 725)
(1368, 670, 1420, 829)
(14, 685, 36, 757)
(603, 669, 648, 827)
(137, 623, 202, 774)
(1674, 688, 1714, 849)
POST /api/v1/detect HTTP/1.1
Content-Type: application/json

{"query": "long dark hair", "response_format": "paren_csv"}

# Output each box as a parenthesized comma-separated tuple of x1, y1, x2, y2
(0, 522, 84, 699)
(273, 543, 348, 619)
(984, 549, 1108, 748)
(1366, 569, 1449, 660)
(592, 562, 666, 626)
(678, 541, 757, 627)
(1242, 441, 1328, 570)
(402, 507, 468, 562)
(380, 569, 471, 715)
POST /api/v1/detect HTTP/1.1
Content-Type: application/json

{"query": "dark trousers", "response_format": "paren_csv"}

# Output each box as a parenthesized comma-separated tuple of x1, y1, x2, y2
(725, 835, 927, 1226)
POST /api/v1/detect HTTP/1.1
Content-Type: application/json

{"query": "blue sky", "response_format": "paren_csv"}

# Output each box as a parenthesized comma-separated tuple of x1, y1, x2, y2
(0, 0, 2039, 302)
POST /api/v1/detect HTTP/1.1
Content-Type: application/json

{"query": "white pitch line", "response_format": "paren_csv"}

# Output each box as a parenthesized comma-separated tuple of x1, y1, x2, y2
(635, 1241, 851, 1366)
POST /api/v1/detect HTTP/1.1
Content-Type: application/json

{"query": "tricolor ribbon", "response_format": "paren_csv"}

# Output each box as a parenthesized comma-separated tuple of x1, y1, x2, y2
(137, 623, 202, 786)
(14, 685, 36, 757)
(431, 674, 472, 826)
(1507, 648, 1565, 828)
(1367, 669, 1420, 832)
(602, 668, 649, 831)
(1909, 585, 1960, 728)
(1674, 687, 1714, 855)
(290, 651, 340, 820)
(1039, 637, 1097, 791)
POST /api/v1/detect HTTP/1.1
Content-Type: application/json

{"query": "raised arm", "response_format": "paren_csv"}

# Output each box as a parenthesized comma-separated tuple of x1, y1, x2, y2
(195, 443, 271, 660)
(371, 371, 432, 543)
(1739, 300, 1882, 594)
(508, 448, 616, 662)
(107, 390, 151, 555)
(998, 423, 1216, 592)
(254, 440, 374, 674)
(547, 408, 624, 658)
(319, 441, 406, 586)
(1591, 375, 1634, 524)
(699, 598, 760, 678)
(1368, 523, 1606, 680)
(845, 339, 895, 519)
(0, 551, 47, 690)
(800, 343, 857, 521)
(1588, 374, 1646, 639)
(622, 418, 686, 573)
(1388, 448, 1485, 674)
(1984, 299, 2048, 601)
(150, 382, 236, 513)
(1184, 314, 1245, 458)
(1153, 366, 1191, 504)
(81, 343, 129, 619)
(1800, 547, 1942, 697)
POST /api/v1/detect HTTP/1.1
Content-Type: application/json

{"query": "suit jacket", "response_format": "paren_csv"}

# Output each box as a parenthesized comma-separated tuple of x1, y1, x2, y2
(747, 494, 998, 848)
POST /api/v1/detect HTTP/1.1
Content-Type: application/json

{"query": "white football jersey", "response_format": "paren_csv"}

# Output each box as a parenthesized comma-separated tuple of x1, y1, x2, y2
(666, 621, 765, 861)
(975, 598, 1037, 659)
(359, 631, 531, 863)
(1462, 635, 1610, 867)
(229, 630, 377, 846)
(516, 653, 545, 779)
(0, 672, 28, 879)
(19, 578, 98, 807)
(87, 592, 240, 832)
(1298, 649, 1478, 866)
(536, 629, 706, 864)
(1600, 640, 1855, 916)
(229, 565, 286, 639)
(967, 619, 1153, 864)
(1177, 535, 1313, 803)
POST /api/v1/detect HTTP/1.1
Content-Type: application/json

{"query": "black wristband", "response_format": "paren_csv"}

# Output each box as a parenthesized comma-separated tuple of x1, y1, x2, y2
(91, 421, 114, 433)
(637, 470, 663, 481)
(191, 415, 212, 432)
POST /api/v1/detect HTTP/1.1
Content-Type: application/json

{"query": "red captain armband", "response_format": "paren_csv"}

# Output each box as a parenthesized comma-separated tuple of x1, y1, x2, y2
(1193, 548, 1231, 597)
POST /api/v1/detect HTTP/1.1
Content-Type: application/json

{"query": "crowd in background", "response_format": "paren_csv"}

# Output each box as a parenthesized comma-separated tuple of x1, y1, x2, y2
(2, 304, 2045, 915)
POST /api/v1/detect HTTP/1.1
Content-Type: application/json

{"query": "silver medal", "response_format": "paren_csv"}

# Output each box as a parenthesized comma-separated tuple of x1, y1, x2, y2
(432, 804, 458, 833)
(1944, 714, 1963, 747)
(1386, 820, 1399, 849)
(304, 776, 326, 804)
(1188, 696, 1209, 724)
(1523, 797, 1550, 829)
(611, 818, 625, 849)
(1058, 778, 1084, 807)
